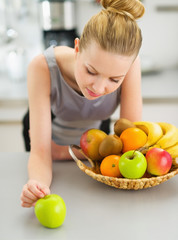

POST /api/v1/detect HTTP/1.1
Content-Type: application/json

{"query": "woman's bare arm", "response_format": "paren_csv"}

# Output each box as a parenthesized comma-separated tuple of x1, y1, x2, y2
(120, 56, 142, 122)
(21, 55, 53, 207)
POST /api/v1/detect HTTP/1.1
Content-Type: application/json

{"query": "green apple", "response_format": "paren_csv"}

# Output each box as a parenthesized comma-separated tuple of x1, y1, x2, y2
(119, 150, 147, 179)
(34, 194, 66, 228)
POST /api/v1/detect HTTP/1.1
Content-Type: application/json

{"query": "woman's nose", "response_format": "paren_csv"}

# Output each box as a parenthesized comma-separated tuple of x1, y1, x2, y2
(92, 78, 107, 94)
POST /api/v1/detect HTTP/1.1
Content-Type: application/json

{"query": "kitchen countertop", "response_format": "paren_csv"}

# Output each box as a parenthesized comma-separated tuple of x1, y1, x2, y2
(1, 152, 178, 240)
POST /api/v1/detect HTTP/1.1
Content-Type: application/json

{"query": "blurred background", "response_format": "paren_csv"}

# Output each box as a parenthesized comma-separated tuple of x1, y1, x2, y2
(0, 0, 178, 151)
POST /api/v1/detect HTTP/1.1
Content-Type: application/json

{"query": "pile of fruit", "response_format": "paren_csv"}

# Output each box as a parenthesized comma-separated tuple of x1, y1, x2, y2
(80, 118, 178, 179)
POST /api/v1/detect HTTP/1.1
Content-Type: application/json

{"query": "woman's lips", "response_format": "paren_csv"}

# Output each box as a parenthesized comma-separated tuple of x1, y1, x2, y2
(86, 88, 102, 97)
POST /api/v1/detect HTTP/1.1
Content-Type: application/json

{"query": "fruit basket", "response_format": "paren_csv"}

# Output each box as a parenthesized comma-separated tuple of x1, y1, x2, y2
(69, 145, 178, 190)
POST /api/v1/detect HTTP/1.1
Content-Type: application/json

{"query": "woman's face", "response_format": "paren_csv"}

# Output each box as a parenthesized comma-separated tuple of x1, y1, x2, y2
(74, 40, 135, 100)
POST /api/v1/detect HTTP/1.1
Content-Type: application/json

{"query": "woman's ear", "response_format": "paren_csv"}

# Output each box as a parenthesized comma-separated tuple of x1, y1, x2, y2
(74, 38, 80, 53)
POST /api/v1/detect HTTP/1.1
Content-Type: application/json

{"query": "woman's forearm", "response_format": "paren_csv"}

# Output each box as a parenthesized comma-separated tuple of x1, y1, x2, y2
(51, 141, 86, 161)
(28, 153, 52, 187)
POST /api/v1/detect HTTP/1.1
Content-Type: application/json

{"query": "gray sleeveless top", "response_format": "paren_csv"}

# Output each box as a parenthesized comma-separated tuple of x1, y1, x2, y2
(43, 46, 121, 145)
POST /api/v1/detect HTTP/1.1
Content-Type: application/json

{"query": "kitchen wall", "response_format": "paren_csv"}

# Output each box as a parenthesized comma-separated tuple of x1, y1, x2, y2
(0, 0, 178, 152)
(1, 0, 178, 71)
(139, 0, 178, 70)
(76, 0, 178, 70)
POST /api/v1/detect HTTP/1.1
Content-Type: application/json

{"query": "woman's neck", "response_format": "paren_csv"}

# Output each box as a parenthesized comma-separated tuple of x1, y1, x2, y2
(54, 46, 82, 95)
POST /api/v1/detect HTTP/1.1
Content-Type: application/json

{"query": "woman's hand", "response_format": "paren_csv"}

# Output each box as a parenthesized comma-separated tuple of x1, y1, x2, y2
(20, 179, 50, 208)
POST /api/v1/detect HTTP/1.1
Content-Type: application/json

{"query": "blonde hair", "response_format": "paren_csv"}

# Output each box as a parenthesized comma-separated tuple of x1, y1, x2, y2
(79, 0, 145, 57)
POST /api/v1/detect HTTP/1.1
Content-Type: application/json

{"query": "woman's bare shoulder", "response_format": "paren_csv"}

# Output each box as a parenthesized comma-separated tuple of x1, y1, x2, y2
(27, 54, 51, 95)
(54, 46, 74, 64)
(54, 45, 74, 55)
(28, 53, 48, 72)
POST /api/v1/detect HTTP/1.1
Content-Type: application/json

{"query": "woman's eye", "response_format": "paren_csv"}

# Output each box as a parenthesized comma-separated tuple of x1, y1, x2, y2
(110, 79, 120, 83)
(87, 69, 96, 75)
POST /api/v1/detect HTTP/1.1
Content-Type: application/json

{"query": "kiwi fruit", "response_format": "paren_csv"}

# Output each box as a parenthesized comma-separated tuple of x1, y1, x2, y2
(99, 134, 123, 157)
(114, 118, 135, 136)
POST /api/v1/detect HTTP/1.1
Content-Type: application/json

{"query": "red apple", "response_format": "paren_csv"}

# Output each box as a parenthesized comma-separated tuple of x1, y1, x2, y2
(146, 148, 172, 176)
(80, 129, 107, 161)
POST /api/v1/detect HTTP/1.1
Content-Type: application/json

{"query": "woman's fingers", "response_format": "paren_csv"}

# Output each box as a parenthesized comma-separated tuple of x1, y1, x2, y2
(21, 201, 35, 208)
(20, 185, 36, 207)
(22, 187, 37, 201)
(27, 182, 45, 198)
(21, 180, 50, 208)
(37, 185, 50, 196)
(32, 202, 37, 207)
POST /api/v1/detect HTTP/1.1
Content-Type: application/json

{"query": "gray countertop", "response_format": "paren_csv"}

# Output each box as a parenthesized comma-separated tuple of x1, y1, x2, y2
(1, 152, 178, 240)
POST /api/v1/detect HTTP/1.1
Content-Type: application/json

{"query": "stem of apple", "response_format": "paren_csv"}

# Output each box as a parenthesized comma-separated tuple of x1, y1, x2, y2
(133, 150, 136, 158)
(130, 150, 136, 160)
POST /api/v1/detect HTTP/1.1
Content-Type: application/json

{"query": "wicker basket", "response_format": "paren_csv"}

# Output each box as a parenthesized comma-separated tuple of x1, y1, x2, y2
(69, 145, 178, 190)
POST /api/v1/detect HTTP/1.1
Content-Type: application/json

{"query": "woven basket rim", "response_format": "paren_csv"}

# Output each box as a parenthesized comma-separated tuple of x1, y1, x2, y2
(69, 145, 178, 190)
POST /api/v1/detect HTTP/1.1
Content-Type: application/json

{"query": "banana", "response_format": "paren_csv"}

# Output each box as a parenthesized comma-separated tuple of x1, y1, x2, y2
(134, 121, 163, 148)
(155, 122, 178, 149)
(172, 158, 178, 167)
(165, 142, 178, 159)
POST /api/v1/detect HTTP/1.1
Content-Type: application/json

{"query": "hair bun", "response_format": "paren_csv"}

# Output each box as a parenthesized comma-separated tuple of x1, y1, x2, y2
(101, 0, 145, 20)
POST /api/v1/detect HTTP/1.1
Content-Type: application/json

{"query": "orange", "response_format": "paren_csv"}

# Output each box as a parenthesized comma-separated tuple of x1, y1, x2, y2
(120, 127, 147, 153)
(100, 155, 122, 177)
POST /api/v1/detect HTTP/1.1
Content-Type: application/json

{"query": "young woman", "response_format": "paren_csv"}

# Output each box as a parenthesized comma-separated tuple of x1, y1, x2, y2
(21, 0, 145, 207)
